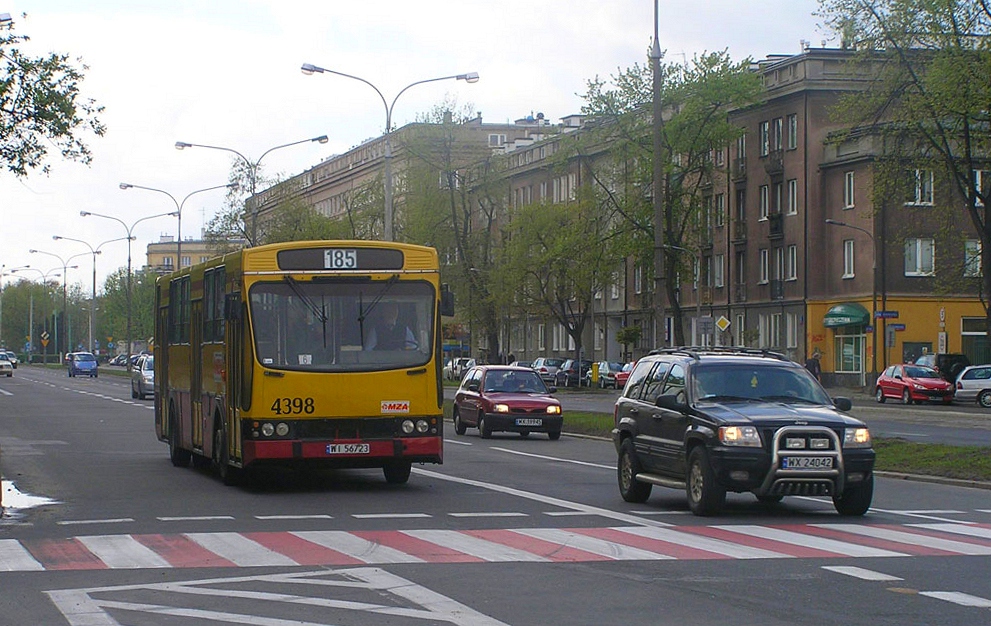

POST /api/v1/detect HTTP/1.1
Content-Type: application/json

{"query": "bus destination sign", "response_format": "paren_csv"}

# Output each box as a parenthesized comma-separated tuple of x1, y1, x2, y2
(277, 247, 405, 271)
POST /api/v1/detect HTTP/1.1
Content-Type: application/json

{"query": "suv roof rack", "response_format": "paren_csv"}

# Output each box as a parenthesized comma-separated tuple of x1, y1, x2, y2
(646, 346, 790, 362)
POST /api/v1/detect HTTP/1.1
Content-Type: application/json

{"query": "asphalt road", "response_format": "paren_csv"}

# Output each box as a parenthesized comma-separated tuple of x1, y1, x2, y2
(1, 365, 990, 625)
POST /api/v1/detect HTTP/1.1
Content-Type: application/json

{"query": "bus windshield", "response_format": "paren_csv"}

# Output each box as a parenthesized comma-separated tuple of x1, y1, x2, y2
(249, 278, 435, 372)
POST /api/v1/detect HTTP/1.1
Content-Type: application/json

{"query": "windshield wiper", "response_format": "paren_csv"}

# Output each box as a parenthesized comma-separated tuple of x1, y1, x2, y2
(285, 276, 329, 347)
(357, 274, 399, 345)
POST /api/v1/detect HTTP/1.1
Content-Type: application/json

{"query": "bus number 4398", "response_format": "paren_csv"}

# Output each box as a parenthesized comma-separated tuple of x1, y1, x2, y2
(271, 397, 315, 415)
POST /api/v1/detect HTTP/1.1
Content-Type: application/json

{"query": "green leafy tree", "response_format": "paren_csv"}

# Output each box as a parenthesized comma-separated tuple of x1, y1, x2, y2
(0, 15, 105, 176)
(577, 50, 763, 345)
(818, 0, 991, 328)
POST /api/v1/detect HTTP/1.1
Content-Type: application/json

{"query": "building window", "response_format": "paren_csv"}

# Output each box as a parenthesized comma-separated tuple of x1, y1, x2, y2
(758, 313, 781, 348)
(488, 134, 506, 147)
(735, 313, 746, 346)
(180, 255, 191, 268)
(594, 323, 602, 351)
(904, 238, 935, 276)
(163, 256, 174, 268)
(714, 146, 725, 166)
(634, 266, 643, 294)
(611, 273, 620, 299)
(786, 245, 797, 280)
(714, 254, 725, 287)
(964, 239, 982, 277)
(787, 179, 798, 214)
(906, 169, 934, 206)
(775, 247, 784, 281)
(758, 121, 769, 157)
(973, 169, 991, 207)
(537, 324, 545, 350)
(759, 248, 769, 284)
(714, 193, 725, 226)
(843, 239, 855, 278)
(843, 171, 855, 209)
(787, 114, 797, 150)
(773, 182, 783, 214)
(786, 313, 798, 348)
(772, 118, 783, 151)
(736, 133, 746, 160)
(759, 185, 769, 220)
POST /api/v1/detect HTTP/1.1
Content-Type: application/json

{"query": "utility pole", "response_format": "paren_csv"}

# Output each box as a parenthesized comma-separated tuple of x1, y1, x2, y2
(651, 0, 666, 348)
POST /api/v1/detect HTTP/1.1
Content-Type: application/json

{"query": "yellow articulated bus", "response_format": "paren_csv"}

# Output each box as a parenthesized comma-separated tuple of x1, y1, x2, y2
(153, 240, 453, 485)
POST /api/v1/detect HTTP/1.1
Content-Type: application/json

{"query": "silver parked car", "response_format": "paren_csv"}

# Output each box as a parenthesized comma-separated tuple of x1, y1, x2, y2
(131, 354, 155, 399)
(953, 364, 991, 407)
(531, 357, 565, 384)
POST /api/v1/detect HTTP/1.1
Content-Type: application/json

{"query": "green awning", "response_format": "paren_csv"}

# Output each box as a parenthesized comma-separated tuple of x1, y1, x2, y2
(823, 302, 870, 328)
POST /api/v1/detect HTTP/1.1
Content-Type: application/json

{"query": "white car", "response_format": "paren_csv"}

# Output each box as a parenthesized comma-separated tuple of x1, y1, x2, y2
(443, 357, 475, 381)
(4, 351, 18, 369)
(0, 353, 12, 377)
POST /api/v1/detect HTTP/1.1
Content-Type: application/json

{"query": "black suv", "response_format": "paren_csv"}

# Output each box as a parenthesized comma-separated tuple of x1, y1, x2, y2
(612, 348, 875, 516)
(915, 353, 970, 383)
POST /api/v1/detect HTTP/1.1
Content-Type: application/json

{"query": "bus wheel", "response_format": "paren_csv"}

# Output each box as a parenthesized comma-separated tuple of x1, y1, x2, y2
(383, 461, 412, 484)
(168, 411, 191, 468)
(213, 423, 240, 486)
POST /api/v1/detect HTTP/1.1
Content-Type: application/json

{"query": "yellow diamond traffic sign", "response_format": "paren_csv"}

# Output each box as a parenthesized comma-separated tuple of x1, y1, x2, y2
(716, 316, 731, 333)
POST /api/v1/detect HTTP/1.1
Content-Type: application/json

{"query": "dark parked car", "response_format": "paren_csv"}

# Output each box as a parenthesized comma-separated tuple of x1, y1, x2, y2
(613, 347, 875, 517)
(874, 364, 954, 404)
(67, 352, 99, 378)
(914, 353, 970, 383)
(587, 361, 626, 388)
(555, 359, 593, 387)
(453, 365, 562, 439)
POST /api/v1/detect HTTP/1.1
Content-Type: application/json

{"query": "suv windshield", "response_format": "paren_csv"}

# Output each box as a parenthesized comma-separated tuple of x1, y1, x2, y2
(692, 362, 831, 405)
(249, 279, 435, 372)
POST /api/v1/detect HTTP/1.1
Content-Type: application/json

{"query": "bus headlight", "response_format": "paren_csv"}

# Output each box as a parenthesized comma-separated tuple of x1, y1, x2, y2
(275, 422, 290, 437)
(416, 419, 430, 433)
(261, 423, 275, 437)
(401, 420, 415, 434)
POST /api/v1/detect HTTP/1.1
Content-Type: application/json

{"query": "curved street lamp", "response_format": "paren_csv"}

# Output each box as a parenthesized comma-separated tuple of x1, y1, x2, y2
(173, 135, 328, 246)
(28, 249, 87, 356)
(79, 210, 176, 370)
(118, 182, 236, 268)
(52, 235, 133, 354)
(300, 63, 479, 241)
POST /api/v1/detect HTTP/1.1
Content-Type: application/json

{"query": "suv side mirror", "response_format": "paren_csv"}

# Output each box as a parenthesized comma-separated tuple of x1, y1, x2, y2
(655, 392, 688, 411)
(832, 396, 852, 411)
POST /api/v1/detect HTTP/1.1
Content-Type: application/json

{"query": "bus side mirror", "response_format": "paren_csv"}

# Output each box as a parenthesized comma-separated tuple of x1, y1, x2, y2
(440, 284, 455, 317)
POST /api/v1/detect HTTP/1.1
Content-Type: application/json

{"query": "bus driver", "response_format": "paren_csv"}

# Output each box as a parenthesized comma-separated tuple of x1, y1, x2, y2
(365, 301, 417, 350)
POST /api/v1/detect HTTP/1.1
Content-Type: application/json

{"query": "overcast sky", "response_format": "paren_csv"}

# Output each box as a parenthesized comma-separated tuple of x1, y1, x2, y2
(0, 0, 831, 292)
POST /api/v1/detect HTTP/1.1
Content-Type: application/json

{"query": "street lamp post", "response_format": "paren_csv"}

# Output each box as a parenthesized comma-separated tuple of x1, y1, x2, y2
(28, 249, 86, 356)
(10, 267, 63, 361)
(300, 63, 479, 241)
(80, 210, 176, 370)
(173, 135, 328, 246)
(825, 218, 879, 385)
(118, 182, 236, 269)
(51, 235, 132, 354)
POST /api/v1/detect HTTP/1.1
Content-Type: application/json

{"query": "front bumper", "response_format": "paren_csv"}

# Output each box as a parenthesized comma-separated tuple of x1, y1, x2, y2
(482, 412, 563, 434)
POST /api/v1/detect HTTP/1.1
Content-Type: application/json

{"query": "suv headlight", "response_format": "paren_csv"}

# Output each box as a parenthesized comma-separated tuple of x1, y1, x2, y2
(719, 425, 762, 447)
(843, 427, 872, 448)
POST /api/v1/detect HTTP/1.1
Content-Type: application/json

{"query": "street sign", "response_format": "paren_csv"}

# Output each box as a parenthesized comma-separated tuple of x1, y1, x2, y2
(875, 311, 899, 319)
(716, 316, 731, 332)
(697, 316, 714, 335)
(890, 323, 906, 331)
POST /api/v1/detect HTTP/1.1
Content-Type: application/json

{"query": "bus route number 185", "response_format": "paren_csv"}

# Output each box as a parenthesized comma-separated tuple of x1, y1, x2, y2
(325, 249, 357, 269)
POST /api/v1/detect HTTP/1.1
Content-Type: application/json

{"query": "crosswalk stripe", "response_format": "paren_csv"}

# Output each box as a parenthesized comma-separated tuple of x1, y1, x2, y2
(76, 535, 172, 569)
(0, 539, 43, 571)
(2, 522, 990, 572)
(184, 532, 299, 567)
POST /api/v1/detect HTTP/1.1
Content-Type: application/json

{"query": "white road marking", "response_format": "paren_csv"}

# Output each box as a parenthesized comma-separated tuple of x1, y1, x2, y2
(0, 388, 12, 396)
(515, 528, 672, 560)
(614, 526, 792, 559)
(255, 514, 333, 520)
(714, 525, 907, 557)
(910, 523, 991, 540)
(351, 513, 431, 519)
(185, 532, 299, 567)
(819, 524, 991, 555)
(919, 591, 991, 608)
(449, 512, 528, 518)
(157, 516, 235, 522)
(76, 535, 172, 569)
(404, 529, 549, 562)
(867, 508, 973, 523)
(292, 530, 424, 563)
(490, 446, 614, 469)
(57, 518, 134, 526)
(822, 565, 903, 581)
(445, 438, 473, 446)
(413, 467, 673, 528)
(543, 511, 608, 517)
(0, 539, 44, 571)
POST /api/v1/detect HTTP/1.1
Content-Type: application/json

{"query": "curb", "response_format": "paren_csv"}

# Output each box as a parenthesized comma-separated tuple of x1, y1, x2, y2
(873, 470, 991, 491)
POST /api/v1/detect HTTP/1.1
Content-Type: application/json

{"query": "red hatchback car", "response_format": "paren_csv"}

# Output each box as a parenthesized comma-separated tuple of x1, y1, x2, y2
(453, 366, 563, 439)
(874, 364, 954, 404)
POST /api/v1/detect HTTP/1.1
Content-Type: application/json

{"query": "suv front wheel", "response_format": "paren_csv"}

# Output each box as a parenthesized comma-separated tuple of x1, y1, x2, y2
(618, 439, 652, 503)
(686, 446, 726, 516)
(833, 474, 874, 516)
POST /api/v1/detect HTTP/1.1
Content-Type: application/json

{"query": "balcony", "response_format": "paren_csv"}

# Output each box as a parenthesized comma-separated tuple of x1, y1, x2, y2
(733, 283, 747, 302)
(732, 157, 747, 182)
(770, 279, 784, 300)
(764, 149, 784, 177)
(732, 220, 748, 244)
(768, 213, 783, 239)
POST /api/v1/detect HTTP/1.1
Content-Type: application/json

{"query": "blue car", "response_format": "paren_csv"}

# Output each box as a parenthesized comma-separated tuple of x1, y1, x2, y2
(67, 352, 99, 378)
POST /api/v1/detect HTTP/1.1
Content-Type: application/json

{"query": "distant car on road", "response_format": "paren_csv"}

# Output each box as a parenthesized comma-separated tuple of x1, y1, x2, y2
(131, 354, 155, 399)
(0, 352, 12, 377)
(953, 364, 991, 408)
(4, 350, 18, 369)
(67, 352, 99, 378)
(874, 364, 953, 404)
